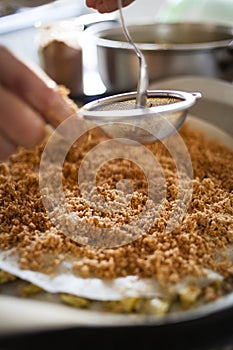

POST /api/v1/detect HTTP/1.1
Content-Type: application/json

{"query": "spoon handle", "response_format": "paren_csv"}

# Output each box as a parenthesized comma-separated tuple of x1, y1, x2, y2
(118, 0, 149, 108)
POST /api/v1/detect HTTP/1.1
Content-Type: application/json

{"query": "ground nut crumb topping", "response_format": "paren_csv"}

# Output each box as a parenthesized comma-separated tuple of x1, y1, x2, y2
(0, 123, 233, 293)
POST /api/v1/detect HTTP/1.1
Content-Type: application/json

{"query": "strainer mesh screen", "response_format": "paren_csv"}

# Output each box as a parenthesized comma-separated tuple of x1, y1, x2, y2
(92, 97, 182, 111)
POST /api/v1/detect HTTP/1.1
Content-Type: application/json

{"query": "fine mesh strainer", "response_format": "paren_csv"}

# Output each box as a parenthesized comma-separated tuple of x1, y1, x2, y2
(80, 90, 201, 143)
(79, 1, 201, 144)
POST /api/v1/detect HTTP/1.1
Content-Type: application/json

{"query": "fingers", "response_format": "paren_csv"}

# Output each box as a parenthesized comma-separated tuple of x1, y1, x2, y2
(86, 0, 134, 13)
(0, 84, 46, 154)
(0, 46, 79, 161)
(0, 133, 17, 161)
(0, 46, 77, 129)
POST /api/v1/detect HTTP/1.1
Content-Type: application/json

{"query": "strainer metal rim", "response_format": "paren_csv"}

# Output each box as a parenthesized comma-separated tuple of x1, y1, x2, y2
(80, 90, 201, 122)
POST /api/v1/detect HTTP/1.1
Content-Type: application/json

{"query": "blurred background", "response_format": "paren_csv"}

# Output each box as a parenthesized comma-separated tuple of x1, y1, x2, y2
(0, 0, 162, 63)
(0, 0, 232, 101)
(0, 0, 232, 61)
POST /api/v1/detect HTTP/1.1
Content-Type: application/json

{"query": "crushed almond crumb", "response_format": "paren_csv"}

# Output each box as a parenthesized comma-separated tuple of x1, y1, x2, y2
(0, 121, 233, 302)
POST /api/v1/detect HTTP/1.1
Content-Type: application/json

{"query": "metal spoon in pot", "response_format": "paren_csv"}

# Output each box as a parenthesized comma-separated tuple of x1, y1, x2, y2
(118, 0, 149, 108)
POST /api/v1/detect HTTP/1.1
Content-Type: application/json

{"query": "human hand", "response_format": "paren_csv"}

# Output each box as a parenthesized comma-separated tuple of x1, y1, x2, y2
(85, 0, 134, 13)
(0, 46, 78, 161)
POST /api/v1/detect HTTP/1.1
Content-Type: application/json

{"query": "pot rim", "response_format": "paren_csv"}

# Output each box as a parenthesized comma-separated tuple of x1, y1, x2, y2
(85, 21, 233, 51)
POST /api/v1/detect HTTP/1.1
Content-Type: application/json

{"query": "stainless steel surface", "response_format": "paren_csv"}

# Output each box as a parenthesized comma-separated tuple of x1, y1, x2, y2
(88, 22, 233, 94)
(118, 0, 148, 107)
(81, 89, 201, 143)
(0, 0, 56, 17)
(4, 0, 55, 6)
(0, 0, 87, 34)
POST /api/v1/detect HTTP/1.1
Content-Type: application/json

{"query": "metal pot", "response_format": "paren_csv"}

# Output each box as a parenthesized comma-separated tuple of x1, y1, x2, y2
(87, 22, 233, 94)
